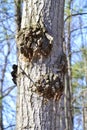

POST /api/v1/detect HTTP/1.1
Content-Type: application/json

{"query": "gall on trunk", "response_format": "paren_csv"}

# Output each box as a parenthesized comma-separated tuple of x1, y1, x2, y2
(16, 24, 53, 62)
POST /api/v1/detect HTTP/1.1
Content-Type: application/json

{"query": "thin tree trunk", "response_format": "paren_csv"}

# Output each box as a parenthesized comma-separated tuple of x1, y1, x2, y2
(83, 91, 87, 130)
(79, 18, 87, 130)
(64, 0, 73, 130)
(15, 0, 68, 130)
(0, 87, 3, 130)
(84, 59, 87, 130)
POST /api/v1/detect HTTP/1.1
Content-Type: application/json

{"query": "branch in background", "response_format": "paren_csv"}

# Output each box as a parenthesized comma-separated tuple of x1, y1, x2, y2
(0, 86, 16, 99)
(4, 124, 15, 129)
(64, 12, 87, 23)
(68, 48, 87, 56)
(71, 26, 87, 34)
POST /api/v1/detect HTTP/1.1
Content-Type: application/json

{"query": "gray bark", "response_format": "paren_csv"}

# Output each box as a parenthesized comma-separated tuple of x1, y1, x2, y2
(16, 0, 68, 130)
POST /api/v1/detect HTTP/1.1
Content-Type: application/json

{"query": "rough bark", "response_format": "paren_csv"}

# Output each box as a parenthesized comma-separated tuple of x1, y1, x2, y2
(16, 0, 67, 130)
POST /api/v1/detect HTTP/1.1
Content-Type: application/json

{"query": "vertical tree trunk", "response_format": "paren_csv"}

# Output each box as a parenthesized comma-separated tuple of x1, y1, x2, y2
(15, 0, 68, 130)
(64, 1, 73, 130)
(65, 14, 73, 130)
(84, 58, 87, 130)
(0, 89, 3, 130)
(79, 18, 87, 130)
(83, 91, 87, 130)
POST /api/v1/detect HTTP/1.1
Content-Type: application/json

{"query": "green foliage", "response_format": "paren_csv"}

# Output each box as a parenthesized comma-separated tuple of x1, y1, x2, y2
(65, 7, 71, 16)
(72, 48, 87, 91)
(72, 61, 84, 79)
(81, 47, 87, 58)
(3, 0, 7, 2)
(3, 7, 7, 11)
(79, 9, 83, 13)
(0, 99, 2, 105)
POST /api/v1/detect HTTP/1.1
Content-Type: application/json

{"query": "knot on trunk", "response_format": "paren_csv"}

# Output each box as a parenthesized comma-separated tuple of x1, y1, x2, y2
(16, 25, 53, 62)
(33, 73, 64, 101)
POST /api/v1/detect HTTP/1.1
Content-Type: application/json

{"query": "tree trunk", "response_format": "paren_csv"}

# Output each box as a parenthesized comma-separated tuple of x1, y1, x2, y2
(0, 91, 3, 130)
(16, 0, 67, 130)
(83, 90, 87, 130)
(64, 0, 74, 129)
(64, 0, 73, 130)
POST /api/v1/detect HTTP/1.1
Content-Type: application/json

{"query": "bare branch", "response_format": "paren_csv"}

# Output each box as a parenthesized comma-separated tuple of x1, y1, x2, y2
(4, 124, 15, 129)
(64, 12, 87, 23)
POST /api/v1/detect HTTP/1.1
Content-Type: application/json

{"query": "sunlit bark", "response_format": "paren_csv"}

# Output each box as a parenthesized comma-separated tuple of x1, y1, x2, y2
(15, 0, 68, 130)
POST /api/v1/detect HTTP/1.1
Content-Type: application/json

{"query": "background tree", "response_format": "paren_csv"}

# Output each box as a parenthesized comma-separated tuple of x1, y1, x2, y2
(0, 0, 17, 129)
(65, 0, 87, 129)
(64, 0, 73, 129)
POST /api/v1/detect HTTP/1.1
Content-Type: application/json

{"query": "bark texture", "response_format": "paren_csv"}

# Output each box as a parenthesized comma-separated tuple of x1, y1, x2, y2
(16, 0, 67, 130)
